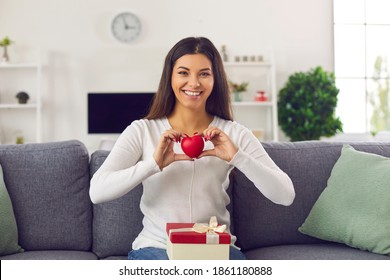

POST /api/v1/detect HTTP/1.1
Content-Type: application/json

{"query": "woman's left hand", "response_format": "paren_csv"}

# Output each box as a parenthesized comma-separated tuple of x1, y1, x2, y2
(199, 127, 238, 162)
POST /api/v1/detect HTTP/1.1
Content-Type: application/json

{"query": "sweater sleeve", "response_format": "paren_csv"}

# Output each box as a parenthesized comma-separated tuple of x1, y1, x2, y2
(89, 121, 161, 204)
(228, 127, 295, 206)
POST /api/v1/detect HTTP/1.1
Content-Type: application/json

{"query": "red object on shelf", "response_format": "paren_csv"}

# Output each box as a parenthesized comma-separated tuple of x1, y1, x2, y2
(255, 91, 268, 102)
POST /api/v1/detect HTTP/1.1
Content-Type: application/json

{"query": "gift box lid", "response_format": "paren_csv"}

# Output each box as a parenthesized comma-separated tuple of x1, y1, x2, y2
(166, 222, 231, 244)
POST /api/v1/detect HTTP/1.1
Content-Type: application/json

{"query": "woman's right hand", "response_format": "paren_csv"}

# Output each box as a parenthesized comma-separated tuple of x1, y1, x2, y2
(153, 129, 192, 170)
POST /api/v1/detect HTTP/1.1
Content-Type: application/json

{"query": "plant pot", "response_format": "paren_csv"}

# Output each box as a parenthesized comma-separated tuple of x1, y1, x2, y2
(233, 91, 243, 102)
(17, 99, 28, 104)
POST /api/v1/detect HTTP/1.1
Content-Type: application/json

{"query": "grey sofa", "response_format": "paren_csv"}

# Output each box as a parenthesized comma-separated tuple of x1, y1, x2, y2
(1, 139, 389, 260)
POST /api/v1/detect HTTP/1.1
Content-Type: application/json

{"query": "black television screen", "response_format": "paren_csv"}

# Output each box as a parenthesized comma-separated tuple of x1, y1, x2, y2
(88, 93, 155, 134)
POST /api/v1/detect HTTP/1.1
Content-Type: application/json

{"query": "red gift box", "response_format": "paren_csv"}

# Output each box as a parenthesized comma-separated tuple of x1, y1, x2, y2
(166, 216, 231, 260)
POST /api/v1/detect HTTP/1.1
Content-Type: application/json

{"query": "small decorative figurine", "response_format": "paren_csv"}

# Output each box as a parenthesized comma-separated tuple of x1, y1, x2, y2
(255, 91, 268, 102)
(221, 45, 228, 62)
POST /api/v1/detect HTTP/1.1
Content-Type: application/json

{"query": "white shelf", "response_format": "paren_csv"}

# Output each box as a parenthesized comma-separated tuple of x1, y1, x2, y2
(0, 52, 42, 143)
(225, 56, 278, 141)
(224, 62, 272, 67)
(232, 101, 273, 106)
(0, 63, 39, 69)
(0, 104, 38, 109)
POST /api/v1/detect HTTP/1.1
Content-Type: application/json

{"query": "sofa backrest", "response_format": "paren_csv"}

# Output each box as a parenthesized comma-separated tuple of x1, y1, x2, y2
(0, 140, 92, 252)
(89, 150, 144, 259)
(233, 141, 390, 251)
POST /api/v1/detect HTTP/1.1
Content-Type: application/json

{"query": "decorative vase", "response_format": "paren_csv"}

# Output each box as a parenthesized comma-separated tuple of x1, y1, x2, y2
(233, 91, 243, 102)
(15, 130, 24, 144)
(1, 46, 9, 63)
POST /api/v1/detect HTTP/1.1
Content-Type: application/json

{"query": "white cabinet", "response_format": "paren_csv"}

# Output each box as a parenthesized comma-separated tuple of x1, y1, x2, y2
(0, 60, 42, 144)
(224, 60, 278, 141)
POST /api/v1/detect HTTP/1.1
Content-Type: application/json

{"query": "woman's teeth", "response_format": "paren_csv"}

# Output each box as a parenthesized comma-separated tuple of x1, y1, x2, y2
(184, 90, 201, 96)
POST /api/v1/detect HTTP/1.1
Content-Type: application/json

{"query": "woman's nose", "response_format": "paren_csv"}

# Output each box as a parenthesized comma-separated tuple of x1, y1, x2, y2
(188, 75, 200, 87)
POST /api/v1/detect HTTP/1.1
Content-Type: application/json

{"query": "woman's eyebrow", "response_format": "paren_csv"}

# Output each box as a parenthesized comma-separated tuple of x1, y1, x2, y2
(176, 66, 212, 71)
(176, 66, 190, 70)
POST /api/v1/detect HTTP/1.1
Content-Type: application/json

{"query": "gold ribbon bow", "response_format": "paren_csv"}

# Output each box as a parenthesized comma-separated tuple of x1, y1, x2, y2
(192, 216, 227, 234)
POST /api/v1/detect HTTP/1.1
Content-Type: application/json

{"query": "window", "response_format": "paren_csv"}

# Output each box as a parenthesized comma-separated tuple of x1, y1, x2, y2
(334, 0, 390, 134)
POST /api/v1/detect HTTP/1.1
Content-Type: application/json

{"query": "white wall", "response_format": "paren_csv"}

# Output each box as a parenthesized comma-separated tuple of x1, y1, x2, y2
(0, 0, 334, 151)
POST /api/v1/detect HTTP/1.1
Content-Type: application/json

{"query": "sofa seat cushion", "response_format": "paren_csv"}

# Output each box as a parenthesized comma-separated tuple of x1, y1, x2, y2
(102, 255, 128, 260)
(0, 250, 98, 260)
(244, 244, 390, 260)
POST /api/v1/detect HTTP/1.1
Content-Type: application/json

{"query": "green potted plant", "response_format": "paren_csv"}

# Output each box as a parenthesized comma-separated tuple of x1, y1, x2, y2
(0, 36, 14, 63)
(229, 81, 249, 102)
(278, 66, 342, 141)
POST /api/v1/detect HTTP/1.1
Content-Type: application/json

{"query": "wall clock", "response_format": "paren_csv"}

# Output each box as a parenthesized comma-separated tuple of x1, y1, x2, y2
(111, 12, 142, 43)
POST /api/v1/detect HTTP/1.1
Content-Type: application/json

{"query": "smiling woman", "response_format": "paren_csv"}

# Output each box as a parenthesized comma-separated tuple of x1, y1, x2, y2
(89, 37, 295, 260)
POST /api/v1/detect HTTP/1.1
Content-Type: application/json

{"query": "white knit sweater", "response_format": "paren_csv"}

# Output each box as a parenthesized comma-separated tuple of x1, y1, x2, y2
(90, 116, 295, 250)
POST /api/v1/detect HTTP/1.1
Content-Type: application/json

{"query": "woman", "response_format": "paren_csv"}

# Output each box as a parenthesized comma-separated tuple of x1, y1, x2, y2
(90, 37, 295, 260)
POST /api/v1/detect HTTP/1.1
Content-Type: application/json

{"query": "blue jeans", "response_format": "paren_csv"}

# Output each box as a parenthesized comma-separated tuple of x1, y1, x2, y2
(128, 246, 246, 260)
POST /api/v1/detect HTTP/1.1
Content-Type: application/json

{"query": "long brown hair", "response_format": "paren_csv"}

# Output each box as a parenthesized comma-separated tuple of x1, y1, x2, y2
(145, 37, 233, 121)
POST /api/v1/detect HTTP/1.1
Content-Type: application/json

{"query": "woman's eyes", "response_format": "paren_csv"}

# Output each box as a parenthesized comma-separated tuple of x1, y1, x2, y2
(177, 71, 211, 77)
(178, 71, 189, 75)
(200, 72, 211, 77)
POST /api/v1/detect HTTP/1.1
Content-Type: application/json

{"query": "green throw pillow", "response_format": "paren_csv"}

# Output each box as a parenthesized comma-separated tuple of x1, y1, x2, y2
(0, 164, 23, 256)
(299, 145, 390, 255)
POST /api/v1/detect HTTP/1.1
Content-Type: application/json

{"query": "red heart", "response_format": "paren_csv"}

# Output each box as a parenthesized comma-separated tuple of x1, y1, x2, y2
(181, 132, 205, 158)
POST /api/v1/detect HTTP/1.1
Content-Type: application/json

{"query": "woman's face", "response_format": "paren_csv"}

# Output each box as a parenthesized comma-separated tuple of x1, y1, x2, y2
(171, 53, 214, 112)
